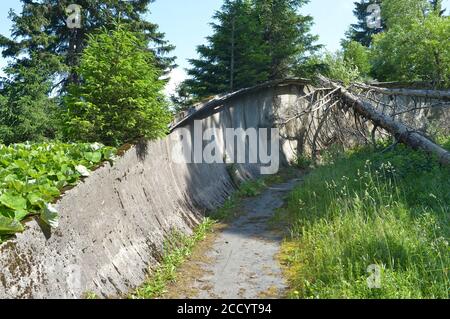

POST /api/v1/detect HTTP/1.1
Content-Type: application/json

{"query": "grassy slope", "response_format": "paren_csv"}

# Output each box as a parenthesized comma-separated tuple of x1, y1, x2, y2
(280, 138, 450, 299)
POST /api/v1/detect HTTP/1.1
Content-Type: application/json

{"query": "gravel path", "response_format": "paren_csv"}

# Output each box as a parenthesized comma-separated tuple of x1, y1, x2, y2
(171, 178, 302, 299)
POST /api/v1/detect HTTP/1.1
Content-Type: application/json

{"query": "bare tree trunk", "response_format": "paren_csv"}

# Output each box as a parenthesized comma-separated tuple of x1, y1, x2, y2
(320, 76, 450, 166)
(230, 17, 235, 92)
(353, 83, 450, 101)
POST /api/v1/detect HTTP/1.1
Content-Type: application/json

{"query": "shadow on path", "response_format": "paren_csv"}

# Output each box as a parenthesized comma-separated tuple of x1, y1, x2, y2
(165, 177, 303, 299)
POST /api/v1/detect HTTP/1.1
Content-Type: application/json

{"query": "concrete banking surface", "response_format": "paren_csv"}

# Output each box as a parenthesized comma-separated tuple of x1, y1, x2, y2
(0, 82, 309, 298)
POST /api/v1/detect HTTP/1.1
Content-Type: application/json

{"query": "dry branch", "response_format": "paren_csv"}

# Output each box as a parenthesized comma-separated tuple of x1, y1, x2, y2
(319, 76, 450, 166)
(353, 83, 450, 101)
(281, 88, 340, 125)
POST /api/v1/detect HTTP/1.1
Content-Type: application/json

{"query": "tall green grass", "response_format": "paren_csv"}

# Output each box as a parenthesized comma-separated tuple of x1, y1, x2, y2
(132, 175, 284, 298)
(132, 218, 215, 299)
(281, 138, 450, 299)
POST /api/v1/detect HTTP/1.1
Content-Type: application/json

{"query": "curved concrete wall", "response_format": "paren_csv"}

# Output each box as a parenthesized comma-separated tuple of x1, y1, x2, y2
(367, 93, 450, 134)
(0, 83, 299, 299)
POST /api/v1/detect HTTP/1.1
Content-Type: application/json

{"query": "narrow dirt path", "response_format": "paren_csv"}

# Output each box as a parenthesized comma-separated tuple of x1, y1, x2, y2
(165, 177, 302, 299)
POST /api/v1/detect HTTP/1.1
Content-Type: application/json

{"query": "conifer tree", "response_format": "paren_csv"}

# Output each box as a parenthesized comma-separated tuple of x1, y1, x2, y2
(0, 0, 175, 89)
(346, 0, 385, 47)
(64, 25, 171, 146)
(182, 0, 319, 100)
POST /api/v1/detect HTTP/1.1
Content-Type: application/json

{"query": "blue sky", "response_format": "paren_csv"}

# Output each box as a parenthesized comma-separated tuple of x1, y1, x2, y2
(0, 0, 449, 94)
(147, 0, 361, 93)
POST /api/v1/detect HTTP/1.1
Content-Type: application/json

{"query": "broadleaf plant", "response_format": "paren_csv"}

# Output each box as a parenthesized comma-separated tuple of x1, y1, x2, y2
(0, 142, 116, 241)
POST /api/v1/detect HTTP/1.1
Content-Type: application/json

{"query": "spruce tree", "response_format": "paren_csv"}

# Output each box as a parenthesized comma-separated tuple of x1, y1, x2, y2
(253, 0, 320, 80)
(346, 0, 385, 47)
(0, 0, 174, 144)
(0, 0, 175, 89)
(64, 25, 171, 146)
(184, 0, 267, 99)
(182, 0, 319, 100)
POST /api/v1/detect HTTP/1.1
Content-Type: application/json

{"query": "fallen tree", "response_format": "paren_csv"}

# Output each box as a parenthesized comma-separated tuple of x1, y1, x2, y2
(318, 76, 450, 166)
(352, 83, 450, 101)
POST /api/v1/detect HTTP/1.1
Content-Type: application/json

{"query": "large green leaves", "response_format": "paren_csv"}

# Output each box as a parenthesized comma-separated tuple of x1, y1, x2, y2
(0, 215, 24, 234)
(0, 192, 27, 211)
(84, 151, 102, 163)
(0, 142, 117, 237)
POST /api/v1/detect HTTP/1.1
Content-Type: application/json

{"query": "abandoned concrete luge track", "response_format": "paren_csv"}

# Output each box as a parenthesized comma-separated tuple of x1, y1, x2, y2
(1, 78, 448, 298)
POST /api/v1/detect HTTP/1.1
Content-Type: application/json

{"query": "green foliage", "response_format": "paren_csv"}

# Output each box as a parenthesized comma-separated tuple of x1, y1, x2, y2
(83, 292, 99, 300)
(320, 51, 362, 86)
(252, 0, 320, 79)
(170, 82, 195, 112)
(342, 40, 372, 78)
(371, 0, 450, 86)
(0, 1, 174, 145)
(182, 0, 320, 100)
(184, 0, 267, 98)
(0, 142, 116, 241)
(297, 43, 370, 83)
(381, 0, 430, 29)
(292, 155, 312, 169)
(0, 49, 62, 145)
(0, 0, 175, 89)
(237, 179, 266, 197)
(64, 26, 171, 146)
(281, 138, 450, 298)
(429, 0, 447, 15)
(345, 0, 444, 47)
(294, 54, 329, 79)
(0, 86, 59, 145)
(133, 218, 216, 299)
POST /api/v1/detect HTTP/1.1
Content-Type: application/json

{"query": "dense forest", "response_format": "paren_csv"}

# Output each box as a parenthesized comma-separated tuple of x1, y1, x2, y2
(0, 0, 448, 145)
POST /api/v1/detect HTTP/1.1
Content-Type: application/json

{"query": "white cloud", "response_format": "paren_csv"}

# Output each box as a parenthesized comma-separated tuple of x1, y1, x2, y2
(164, 68, 187, 97)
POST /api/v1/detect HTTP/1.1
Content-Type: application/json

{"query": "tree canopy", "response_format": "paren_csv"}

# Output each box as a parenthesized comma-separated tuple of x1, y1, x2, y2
(371, 0, 450, 85)
(180, 0, 320, 101)
(63, 25, 171, 146)
(0, 0, 175, 88)
(346, 0, 386, 47)
(0, 0, 174, 145)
